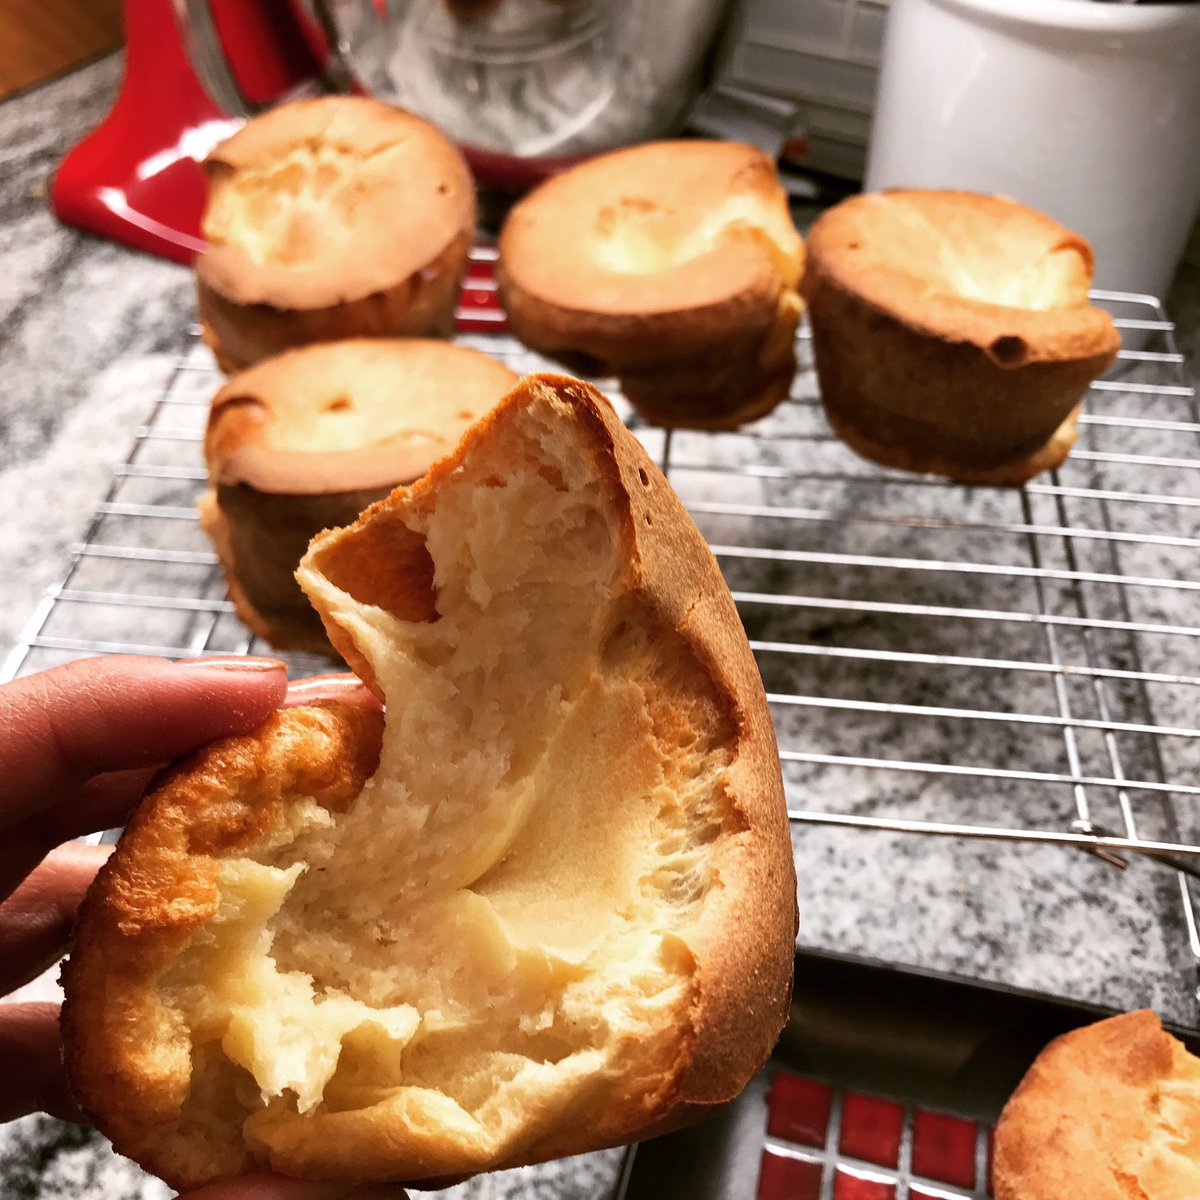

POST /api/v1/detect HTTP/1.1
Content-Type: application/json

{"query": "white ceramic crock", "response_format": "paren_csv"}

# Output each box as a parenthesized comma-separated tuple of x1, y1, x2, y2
(865, 0, 1200, 301)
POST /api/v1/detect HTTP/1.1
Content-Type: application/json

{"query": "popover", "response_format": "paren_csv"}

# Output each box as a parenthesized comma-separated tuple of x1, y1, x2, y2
(197, 96, 475, 373)
(63, 375, 798, 1189)
(199, 339, 517, 655)
(803, 189, 1121, 485)
(498, 140, 805, 430)
(994, 1010, 1200, 1200)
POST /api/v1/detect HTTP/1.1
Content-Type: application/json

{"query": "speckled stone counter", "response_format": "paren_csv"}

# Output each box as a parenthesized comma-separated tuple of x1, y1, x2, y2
(2, 52, 1199, 1200)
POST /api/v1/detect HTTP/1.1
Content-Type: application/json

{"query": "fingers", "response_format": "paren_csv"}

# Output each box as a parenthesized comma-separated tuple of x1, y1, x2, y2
(0, 1002, 82, 1123)
(3, 674, 381, 898)
(0, 656, 289, 830)
(180, 1178, 408, 1199)
(0, 658, 375, 838)
(283, 675, 383, 711)
(0, 844, 112, 994)
(178, 1182, 350, 1200)
(0, 767, 157, 902)
(34, 766, 160, 845)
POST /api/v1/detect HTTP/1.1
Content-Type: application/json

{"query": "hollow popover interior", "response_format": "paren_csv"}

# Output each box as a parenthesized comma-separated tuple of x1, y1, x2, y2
(63, 376, 796, 1188)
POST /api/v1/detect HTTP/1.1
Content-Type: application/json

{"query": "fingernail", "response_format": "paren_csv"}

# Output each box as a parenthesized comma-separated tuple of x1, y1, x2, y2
(176, 656, 286, 673)
(286, 674, 361, 692)
(283, 675, 380, 708)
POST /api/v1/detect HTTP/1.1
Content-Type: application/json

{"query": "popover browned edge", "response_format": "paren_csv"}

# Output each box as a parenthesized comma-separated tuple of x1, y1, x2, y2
(60, 702, 386, 1185)
(204, 340, 521, 496)
(198, 486, 389, 657)
(195, 96, 476, 373)
(821, 393, 1083, 487)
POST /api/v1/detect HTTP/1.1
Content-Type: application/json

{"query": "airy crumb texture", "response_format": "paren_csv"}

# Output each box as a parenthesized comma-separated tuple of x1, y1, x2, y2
(196, 96, 475, 373)
(63, 375, 797, 1188)
(803, 189, 1121, 485)
(498, 141, 805, 430)
(994, 1010, 1200, 1200)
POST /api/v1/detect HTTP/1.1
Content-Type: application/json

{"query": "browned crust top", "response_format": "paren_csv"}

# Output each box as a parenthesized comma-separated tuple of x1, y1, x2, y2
(196, 97, 475, 310)
(204, 339, 518, 494)
(498, 140, 802, 331)
(804, 189, 1120, 364)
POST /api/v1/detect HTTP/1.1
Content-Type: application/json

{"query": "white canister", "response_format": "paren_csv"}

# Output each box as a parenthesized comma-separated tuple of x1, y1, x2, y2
(865, 0, 1200, 302)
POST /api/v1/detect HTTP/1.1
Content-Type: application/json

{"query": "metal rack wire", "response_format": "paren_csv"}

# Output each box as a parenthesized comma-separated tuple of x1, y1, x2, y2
(5, 257, 1200, 986)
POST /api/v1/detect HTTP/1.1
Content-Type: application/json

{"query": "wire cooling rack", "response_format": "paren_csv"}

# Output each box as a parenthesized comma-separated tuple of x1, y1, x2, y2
(5, 251, 1200, 979)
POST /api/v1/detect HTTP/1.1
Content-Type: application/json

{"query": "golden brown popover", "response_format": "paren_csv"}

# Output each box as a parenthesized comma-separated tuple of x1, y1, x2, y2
(803, 189, 1121, 485)
(63, 375, 798, 1189)
(994, 1010, 1200, 1199)
(199, 339, 517, 655)
(498, 140, 805, 430)
(197, 96, 475, 373)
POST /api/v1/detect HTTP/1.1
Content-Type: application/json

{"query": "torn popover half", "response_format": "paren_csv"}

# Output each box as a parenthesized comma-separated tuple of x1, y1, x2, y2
(804, 190, 1121, 486)
(498, 141, 805, 430)
(994, 1010, 1200, 1200)
(199, 338, 518, 656)
(62, 374, 799, 1189)
(196, 96, 475, 373)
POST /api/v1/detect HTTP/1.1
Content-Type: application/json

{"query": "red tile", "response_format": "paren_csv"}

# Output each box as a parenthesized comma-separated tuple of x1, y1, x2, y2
(834, 1168, 896, 1200)
(911, 1108, 978, 1189)
(758, 1149, 823, 1200)
(766, 1072, 834, 1147)
(839, 1090, 905, 1168)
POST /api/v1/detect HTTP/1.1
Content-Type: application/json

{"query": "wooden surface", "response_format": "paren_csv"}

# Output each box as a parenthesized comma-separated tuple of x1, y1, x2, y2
(0, 0, 123, 100)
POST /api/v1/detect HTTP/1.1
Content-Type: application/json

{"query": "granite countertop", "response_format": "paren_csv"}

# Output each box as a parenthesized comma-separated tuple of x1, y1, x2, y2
(3, 53, 1200, 1200)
